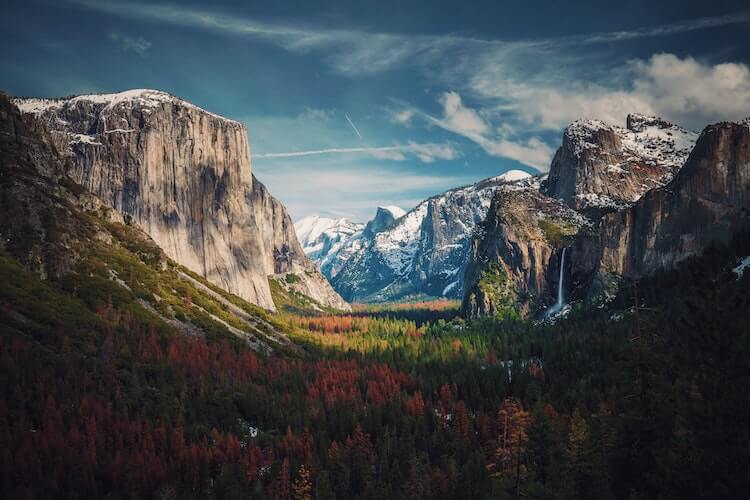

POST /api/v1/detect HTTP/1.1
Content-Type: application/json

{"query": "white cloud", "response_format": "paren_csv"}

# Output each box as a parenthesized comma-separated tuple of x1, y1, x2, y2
(438, 91, 489, 136)
(632, 54, 750, 127)
(391, 109, 415, 125)
(465, 52, 750, 131)
(406, 141, 458, 163)
(482, 137, 555, 171)
(108, 32, 152, 55)
(406, 92, 553, 170)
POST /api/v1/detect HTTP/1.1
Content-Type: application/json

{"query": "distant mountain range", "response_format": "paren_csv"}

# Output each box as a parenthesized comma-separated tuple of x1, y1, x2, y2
(299, 113, 750, 319)
(296, 170, 536, 303)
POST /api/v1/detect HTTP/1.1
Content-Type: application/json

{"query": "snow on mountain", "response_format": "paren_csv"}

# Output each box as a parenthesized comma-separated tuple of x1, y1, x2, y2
(379, 205, 406, 219)
(491, 169, 533, 183)
(331, 174, 538, 302)
(14, 89, 240, 124)
(294, 216, 365, 277)
(734, 256, 750, 279)
(543, 114, 698, 210)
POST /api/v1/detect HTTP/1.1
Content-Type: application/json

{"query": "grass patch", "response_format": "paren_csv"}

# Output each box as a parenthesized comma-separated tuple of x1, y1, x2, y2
(538, 219, 578, 248)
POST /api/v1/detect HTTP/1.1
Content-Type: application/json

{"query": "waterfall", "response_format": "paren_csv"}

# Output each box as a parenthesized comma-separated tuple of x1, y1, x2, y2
(546, 247, 567, 319)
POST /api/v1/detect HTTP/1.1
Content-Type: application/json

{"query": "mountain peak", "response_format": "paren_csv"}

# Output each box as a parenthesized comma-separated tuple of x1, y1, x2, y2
(376, 205, 406, 219)
(493, 170, 532, 183)
(625, 113, 691, 135)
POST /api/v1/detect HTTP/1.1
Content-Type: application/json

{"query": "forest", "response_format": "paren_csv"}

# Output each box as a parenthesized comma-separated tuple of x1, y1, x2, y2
(1, 236, 750, 500)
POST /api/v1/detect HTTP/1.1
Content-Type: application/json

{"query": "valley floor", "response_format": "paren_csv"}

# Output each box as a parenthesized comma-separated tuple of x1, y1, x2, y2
(2, 238, 750, 499)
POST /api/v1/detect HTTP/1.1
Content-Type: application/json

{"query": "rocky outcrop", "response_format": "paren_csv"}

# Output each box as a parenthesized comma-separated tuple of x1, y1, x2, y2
(596, 120, 750, 278)
(271, 270, 352, 312)
(14, 90, 348, 311)
(542, 114, 696, 212)
(461, 185, 589, 318)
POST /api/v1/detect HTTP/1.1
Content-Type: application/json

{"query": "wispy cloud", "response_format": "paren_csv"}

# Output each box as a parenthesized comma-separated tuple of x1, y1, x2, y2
(108, 32, 152, 56)
(71, 0, 750, 76)
(69, 0, 750, 204)
(344, 113, 362, 140)
(254, 161, 472, 220)
(404, 91, 553, 170)
(255, 142, 458, 163)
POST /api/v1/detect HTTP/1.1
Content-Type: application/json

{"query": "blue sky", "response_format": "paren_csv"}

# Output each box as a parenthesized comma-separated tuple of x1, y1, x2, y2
(2, 0, 749, 221)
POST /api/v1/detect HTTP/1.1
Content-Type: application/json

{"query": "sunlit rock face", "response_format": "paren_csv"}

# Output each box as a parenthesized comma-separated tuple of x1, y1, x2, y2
(14, 90, 348, 311)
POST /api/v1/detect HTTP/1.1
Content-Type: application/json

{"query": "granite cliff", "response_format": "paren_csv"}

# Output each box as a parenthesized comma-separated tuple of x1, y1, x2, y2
(14, 89, 348, 311)
(463, 115, 750, 318)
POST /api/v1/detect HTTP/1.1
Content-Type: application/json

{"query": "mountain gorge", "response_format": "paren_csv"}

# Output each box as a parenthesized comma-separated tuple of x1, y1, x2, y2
(301, 171, 535, 303)
(13, 90, 348, 312)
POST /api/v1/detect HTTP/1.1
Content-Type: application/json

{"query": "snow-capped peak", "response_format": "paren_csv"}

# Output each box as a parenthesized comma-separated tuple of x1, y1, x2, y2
(563, 115, 696, 168)
(377, 205, 406, 219)
(294, 216, 360, 249)
(294, 215, 365, 273)
(492, 170, 532, 183)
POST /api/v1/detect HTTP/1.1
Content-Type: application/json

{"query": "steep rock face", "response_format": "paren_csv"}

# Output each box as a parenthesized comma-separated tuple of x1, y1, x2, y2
(249, 175, 309, 275)
(332, 171, 534, 302)
(362, 206, 405, 238)
(542, 114, 696, 211)
(596, 120, 750, 278)
(461, 185, 589, 318)
(14, 90, 348, 311)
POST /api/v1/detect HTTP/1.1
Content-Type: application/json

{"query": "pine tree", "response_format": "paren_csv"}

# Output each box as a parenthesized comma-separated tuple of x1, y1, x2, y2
(565, 408, 592, 498)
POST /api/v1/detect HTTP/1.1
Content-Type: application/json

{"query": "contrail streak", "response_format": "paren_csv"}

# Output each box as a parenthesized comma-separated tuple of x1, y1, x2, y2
(345, 113, 362, 140)
(255, 145, 405, 158)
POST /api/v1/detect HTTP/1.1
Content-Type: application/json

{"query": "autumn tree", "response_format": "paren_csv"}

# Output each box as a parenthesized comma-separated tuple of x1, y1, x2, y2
(486, 398, 531, 495)
(292, 464, 312, 500)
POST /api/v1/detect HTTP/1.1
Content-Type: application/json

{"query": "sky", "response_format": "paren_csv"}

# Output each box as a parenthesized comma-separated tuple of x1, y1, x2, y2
(2, 0, 749, 221)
